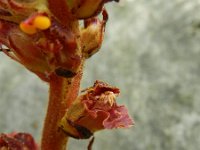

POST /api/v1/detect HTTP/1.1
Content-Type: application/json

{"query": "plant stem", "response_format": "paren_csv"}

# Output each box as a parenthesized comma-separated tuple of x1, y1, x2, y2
(41, 70, 83, 150)
(41, 2, 82, 147)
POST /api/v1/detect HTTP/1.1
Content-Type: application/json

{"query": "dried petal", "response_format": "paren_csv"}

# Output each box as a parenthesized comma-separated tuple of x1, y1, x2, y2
(103, 106, 134, 129)
(60, 81, 134, 139)
(0, 132, 38, 150)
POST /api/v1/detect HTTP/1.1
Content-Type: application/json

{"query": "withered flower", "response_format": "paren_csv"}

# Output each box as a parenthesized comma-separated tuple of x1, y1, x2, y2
(0, 132, 38, 150)
(60, 81, 134, 139)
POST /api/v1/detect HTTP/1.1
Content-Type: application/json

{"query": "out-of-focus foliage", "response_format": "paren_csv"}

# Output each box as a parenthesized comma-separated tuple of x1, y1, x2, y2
(1, 0, 200, 150)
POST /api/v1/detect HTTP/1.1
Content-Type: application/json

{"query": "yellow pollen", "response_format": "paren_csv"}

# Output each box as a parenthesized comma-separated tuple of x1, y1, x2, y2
(33, 16, 51, 30)
(19, 23, 37, 35)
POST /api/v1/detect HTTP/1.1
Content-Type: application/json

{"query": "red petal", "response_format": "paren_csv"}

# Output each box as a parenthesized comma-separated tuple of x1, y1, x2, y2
(103, 106, 134, 129)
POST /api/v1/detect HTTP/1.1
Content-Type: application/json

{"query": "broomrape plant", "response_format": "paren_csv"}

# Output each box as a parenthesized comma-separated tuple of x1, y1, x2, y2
(0, 0, 133, 149)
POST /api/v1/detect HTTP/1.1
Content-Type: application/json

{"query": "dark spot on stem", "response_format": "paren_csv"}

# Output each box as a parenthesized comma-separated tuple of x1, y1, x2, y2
(55, 68, 77, 78)
(67, 80, 72, 85)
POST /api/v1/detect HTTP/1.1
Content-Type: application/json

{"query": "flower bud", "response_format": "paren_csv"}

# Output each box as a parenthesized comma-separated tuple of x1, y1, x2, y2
(81, 9, 108, 58)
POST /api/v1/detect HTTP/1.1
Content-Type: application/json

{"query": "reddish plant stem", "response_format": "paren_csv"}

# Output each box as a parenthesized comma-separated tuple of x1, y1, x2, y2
(41, 2, 82, 148)
(41, 69, 83, 150)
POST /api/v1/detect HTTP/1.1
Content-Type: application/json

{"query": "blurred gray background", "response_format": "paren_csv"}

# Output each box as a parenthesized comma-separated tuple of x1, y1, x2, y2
(1, 0, 200, 149)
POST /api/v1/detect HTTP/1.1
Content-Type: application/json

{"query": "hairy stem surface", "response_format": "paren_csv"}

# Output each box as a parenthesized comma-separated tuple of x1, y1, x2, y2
(41, 70, 82, 150)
